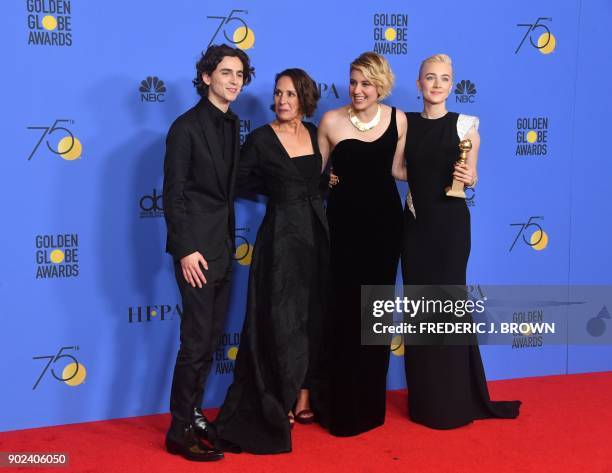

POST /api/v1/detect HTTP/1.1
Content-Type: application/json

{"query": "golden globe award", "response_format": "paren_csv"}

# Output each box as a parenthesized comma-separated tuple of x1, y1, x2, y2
(445, 139, 472, 198)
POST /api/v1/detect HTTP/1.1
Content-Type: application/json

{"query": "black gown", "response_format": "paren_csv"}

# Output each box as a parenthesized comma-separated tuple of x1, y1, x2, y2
(402, 111, 521, 429)
(325, 107, 403, 436)
(212, 123, 330, 454)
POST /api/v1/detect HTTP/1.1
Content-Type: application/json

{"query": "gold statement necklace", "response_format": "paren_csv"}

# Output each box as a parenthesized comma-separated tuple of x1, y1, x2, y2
(348, 104, 381, 132)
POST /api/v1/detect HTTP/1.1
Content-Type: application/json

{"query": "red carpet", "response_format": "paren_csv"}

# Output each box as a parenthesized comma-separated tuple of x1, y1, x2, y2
(1, 372, 611, 473)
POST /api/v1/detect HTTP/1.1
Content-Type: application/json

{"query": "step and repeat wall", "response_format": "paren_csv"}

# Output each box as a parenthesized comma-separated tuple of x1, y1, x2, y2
(2, 0, 611, 431)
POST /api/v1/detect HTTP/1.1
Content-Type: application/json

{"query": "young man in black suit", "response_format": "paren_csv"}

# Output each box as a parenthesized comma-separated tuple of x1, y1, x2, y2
(163, 44, 253, 462)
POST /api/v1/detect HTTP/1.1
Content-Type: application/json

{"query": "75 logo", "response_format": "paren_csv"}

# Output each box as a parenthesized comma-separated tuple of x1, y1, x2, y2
(509, 216, 548, 252)
(32, 346, 85, 390)
(515, 17, 554, 54)
(207, 9, 250, 47)
(27, 119, 83, 161)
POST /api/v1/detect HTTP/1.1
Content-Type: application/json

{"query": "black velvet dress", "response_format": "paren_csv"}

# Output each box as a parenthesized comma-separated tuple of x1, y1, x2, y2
(212, 122, 330, 454)
(402, 111, 521, 429)
(325, 107, 403, 436)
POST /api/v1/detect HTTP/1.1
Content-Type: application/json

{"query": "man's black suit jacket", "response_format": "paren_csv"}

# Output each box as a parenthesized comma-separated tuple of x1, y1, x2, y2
(163, 98, 239, 261)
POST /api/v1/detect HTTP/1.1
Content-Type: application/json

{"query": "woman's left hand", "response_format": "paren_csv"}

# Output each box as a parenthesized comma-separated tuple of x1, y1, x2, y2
(453, 163, 477, 187)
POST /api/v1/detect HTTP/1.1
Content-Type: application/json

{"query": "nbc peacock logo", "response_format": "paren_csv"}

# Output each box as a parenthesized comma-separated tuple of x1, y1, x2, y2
(139, 76, 166, 103)
(454, 80, 477, 104)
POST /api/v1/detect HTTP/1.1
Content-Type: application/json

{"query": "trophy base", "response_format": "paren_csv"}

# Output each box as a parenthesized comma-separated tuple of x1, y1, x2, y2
(445, 185, 466, 199)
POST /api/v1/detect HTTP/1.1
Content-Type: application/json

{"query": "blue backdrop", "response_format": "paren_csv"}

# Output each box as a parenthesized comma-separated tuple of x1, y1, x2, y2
(1, 0, 611, 432)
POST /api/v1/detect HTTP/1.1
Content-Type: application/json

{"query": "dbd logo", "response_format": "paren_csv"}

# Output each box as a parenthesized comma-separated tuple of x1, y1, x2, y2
(139, 189, 164, 218)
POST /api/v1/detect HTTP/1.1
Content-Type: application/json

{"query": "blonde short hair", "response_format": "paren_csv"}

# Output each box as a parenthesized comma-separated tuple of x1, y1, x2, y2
(350, 52, 395, 100)
(418, 54, 453, 78)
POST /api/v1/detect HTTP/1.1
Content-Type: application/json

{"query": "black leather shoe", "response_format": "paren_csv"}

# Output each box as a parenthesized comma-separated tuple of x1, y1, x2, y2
(193, 408, 242, 454)
(165, 424, 224, 462)
(193, 407, 212, 440)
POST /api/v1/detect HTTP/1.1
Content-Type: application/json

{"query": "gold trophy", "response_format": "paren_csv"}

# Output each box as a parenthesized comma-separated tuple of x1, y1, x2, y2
(445, 139, 472, 198)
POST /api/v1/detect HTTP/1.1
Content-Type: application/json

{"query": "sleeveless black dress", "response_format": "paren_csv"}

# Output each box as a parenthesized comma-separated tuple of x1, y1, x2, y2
(212, 123, 331, 453)
(325, 107, 403, 436)
(402, 112, 521, 429)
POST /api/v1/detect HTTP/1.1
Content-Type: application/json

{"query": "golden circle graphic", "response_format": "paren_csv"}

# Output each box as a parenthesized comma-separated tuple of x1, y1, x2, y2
(530, 229, 549, 251)
(235, 243, 253, 266)
(42, 15, 57, 31)
(58, 137, 82, 161)
(520, 324, 533, 336)
(384, 27, 397, 41)
(151, 310, 158, 317)
(63, 363, 86, 386)
(390, 335, 404, 356)
(227, 346, 239, 360)
(233, 26, 255, 50)
(526, 131, 537, 143)
(538, 33, 556, 54)
(50, 249, 65, 264)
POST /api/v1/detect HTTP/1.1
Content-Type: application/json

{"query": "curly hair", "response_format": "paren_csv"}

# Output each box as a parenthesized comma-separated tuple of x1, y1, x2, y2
(193, 44, 254, 97)
(270, 68, 320, 118)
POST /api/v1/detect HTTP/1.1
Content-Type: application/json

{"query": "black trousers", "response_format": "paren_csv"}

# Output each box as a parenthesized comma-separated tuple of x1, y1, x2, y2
(168, 249, 232, 434)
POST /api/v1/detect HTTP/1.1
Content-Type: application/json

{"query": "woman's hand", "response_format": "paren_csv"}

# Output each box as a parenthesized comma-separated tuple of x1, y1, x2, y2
(329, 169, 340, 188)
(453, 163, 477, 187)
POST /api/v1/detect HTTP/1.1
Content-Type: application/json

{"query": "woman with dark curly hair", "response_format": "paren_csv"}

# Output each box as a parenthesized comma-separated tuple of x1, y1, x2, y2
(212, 68, 331, 454)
